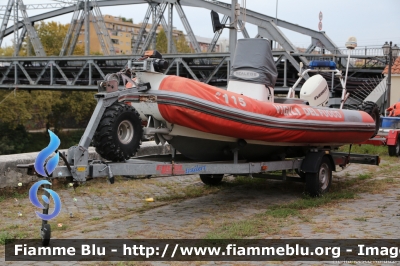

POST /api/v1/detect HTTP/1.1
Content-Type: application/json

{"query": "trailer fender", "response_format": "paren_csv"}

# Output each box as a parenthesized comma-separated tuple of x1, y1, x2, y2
(300, 151, 335, 173)
(387, 130, 399, 146)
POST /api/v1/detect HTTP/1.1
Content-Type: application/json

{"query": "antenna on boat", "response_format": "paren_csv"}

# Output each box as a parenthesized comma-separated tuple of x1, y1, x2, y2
(340, 36, 357, 109)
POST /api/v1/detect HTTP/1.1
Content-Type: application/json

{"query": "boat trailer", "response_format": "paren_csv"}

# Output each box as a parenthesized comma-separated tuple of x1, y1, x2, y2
(17, 144, 379, 246)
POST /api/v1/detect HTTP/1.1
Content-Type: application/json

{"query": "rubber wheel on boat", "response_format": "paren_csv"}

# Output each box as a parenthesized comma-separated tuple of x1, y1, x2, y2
(93, 102, 143, 162)
(388, 135, 400, 157)
(200, 174, 224, 185)
(359, 101, 380, 138)
(305, 156, 332, 197)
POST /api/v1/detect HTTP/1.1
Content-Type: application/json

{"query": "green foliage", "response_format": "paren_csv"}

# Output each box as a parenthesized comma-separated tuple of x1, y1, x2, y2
(60, 130, 85, 148)
(358, 173, 373, 180)
(0, 90, 33, 127)
(156, 29, 168, 53)
(73, 44, 86, 56)
(90, 50, 103, 56)
(22, 22, 85, 56)
(0, 231, 12, 245)
(264, 208, 299, 218)
(0, 90, 96, 131)
(0, 123, 29, 155)
(0, 20, 153, 155)
(175, 34, 192, 53)
(206, 187, 358, 239)
(1, 22, 86, 57)
(156, 30, 191, 54)
(48, 91, 96, 132)
(0, 22, 100, 155)
(0, 129, 84, 155)
(121, 17, 133, 23)
(62, 92, 96, 123)
(35, 21, 69, 56)
(0, 45, 14, 56)
(339, 144, 388, 156)
(0, 89, 95, 154)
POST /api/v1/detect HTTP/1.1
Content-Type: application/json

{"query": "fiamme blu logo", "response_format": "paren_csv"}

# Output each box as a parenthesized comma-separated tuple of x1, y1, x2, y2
(29, 130, 62, 220)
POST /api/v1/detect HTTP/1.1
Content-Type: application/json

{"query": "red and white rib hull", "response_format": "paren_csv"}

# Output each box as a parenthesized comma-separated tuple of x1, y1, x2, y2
(124, 74, 376, 161)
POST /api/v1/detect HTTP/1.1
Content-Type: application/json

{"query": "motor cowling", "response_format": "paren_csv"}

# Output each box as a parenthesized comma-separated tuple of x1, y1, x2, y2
(300, 74, 329, 107)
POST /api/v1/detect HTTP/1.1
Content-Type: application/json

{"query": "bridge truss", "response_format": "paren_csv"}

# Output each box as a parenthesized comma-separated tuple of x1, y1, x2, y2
(0, 0, 387, 97)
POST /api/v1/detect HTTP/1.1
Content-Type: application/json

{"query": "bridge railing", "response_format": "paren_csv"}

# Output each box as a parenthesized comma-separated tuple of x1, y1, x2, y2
(331, 46, 385, 57)
(0, 51, 386, 90)
(270, 45, 387, 68)
(309, 46, 387, 68)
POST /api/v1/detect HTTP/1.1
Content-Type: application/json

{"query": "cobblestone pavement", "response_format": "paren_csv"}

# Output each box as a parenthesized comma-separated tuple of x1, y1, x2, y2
(1, 161, 399, 266)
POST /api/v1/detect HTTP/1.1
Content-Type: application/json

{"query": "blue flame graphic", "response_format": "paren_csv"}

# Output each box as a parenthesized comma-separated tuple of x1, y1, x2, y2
(29, 180, 62, 220)
(34, 130, 60, 177)
(30, 130, 62, 220)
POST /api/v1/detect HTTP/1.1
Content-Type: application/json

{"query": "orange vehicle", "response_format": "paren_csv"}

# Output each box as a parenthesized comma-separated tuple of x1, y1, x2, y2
(387, 101, 400, 117)
(359, 107, 400, 157)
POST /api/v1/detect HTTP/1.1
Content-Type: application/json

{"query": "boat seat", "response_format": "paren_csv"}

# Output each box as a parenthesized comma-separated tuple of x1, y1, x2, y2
(274, 97, 309, 105)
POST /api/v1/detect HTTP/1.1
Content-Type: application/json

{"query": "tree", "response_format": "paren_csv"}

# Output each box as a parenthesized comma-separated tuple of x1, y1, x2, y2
(63, 91, 97, 123)
(35, 21, 69, 56)
(0, 123, 29, 155)
(175, 34, 191, 53)
(0, 90, 33, 128)
(156, 30, 192, 54)
(0, 22, 74, 56)
(0, 45, 14, 56)
(72, 44, 86, 56)
(21, 22, 86, 56)
(0, 22, 101, 154)
(156, 29, 168, 53)
(0, 21, 97, 132)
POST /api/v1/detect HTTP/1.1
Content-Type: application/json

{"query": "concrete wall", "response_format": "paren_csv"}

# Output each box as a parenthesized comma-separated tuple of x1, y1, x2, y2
(0, 142, 171, 189)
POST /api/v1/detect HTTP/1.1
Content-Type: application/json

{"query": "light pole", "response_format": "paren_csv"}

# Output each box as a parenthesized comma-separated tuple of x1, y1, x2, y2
(382, 41, 400, 109)
(275, 0, 278, 49)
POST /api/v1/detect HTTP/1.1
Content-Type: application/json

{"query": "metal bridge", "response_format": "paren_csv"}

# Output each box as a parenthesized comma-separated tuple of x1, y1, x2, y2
(0, 0, 387, 98)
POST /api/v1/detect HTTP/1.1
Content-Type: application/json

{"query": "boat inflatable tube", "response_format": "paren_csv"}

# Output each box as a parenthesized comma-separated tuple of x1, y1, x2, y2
(157, 76, 376, 145)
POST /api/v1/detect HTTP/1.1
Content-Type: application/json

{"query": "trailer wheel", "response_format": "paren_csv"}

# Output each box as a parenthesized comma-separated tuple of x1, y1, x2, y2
(359, 101, 380, 138)
(93, 102, 143, 162)
(200, 174, 224, 185)
(305, 156, 332, 196)
(388, 136, 400, 157)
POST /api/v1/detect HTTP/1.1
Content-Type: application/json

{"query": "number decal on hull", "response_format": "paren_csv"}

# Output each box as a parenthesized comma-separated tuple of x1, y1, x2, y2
(215, 92, 246, 107)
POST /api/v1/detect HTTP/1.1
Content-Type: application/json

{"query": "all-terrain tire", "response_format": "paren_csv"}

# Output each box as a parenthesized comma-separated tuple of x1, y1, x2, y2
(305, 156, 332, 197)
(359, 101, 380, 138)
(200, 174, 224, 185)
(93, 102, 143, 161)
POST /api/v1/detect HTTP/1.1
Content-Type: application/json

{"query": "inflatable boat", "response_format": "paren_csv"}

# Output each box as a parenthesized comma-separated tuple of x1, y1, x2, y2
(95, 39, 378, 162)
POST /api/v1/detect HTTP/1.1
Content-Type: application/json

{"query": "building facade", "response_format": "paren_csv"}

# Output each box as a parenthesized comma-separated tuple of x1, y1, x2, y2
(383, 57, 400, 106)
(78, 14, 185, 55)
(186, 36, 229, 53)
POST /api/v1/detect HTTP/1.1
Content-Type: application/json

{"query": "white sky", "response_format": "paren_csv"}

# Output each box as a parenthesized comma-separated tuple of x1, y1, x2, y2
(2, 0, 400, 49)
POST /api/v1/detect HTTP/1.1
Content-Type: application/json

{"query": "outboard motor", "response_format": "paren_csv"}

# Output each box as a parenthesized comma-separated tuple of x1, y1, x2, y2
(300, 74, 329, 107)
(227, 38, 278, 102)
